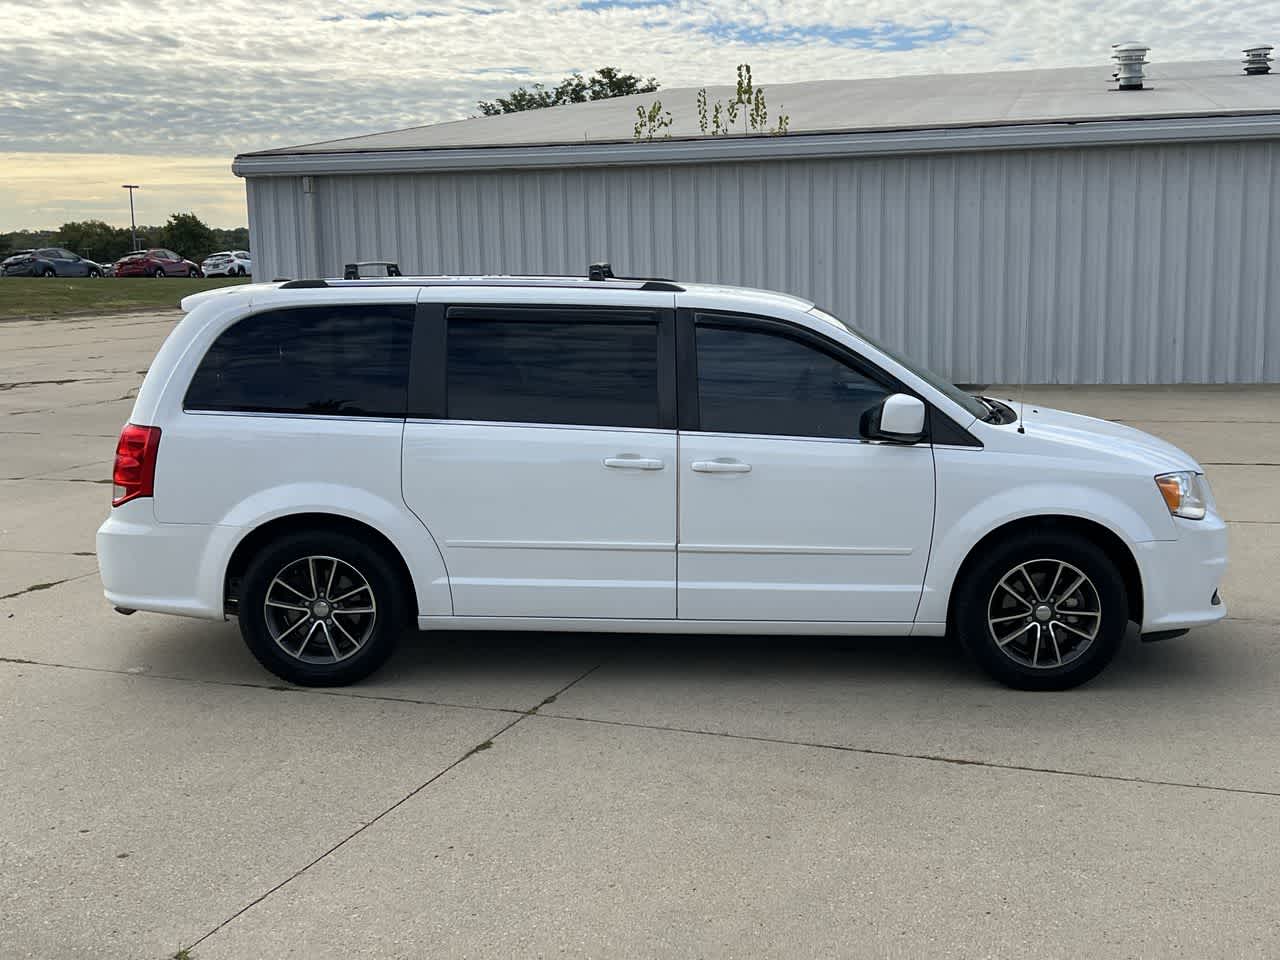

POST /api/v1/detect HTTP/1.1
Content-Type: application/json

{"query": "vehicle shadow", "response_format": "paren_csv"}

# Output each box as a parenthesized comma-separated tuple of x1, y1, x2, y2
(382, 621, 1237, 695)
(120, 615, 1248, 707)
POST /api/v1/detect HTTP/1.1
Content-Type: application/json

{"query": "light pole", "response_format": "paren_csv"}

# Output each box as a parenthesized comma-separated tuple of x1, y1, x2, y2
(122, 184, 139, 251)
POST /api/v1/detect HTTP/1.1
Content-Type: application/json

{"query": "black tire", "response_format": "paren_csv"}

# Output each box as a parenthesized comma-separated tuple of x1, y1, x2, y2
(953, 532, 1127, 691)
(239, 529, 406, 686)
(189, 267, 200, 277)
(41, 267, 55, 277)
(152, 267, 164, 278)
(88, 268, 101, 278)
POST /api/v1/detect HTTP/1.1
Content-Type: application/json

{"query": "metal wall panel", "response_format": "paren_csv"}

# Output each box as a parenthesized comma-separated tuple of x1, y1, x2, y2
(247, 139, 1280, 383)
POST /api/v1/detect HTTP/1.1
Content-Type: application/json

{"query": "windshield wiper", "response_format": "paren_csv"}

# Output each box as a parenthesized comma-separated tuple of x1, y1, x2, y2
(977, 396, 1019, 425)
(973, 395, 1000, 422)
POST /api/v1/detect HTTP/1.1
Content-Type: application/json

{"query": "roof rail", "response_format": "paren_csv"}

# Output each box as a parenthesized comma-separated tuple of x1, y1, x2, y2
(277, 276, 685, 292)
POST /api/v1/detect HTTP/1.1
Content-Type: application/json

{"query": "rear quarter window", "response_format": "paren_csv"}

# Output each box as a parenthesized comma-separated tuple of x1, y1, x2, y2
(184, 304, 413, 417)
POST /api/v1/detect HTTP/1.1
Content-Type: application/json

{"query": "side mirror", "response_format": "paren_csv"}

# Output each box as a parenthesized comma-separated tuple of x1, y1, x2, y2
(861, 393, 926, 443)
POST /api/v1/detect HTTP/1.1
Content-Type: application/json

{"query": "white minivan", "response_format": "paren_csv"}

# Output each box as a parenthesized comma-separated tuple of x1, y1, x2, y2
(97, 272, 1227, 690)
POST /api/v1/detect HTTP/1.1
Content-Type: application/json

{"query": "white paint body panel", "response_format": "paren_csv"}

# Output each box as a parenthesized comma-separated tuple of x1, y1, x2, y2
(401, 421, 677, 618)
(677, 432, 934, 622)
(98, 278, 1227, 646)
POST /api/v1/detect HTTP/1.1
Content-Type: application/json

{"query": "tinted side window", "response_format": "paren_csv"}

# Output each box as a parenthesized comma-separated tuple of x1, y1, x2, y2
(695, 320, 890, 439)
(185, 305, 412, 416)
(446, 310, 660, 428)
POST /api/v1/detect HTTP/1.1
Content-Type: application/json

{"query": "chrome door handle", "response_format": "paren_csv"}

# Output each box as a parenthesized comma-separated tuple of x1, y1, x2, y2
(691, 459, 752, 474)
(603, 456, 665, 470)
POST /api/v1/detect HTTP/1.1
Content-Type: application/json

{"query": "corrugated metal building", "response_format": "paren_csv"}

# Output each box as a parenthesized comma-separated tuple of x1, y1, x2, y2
(233, 60, 1280, 384)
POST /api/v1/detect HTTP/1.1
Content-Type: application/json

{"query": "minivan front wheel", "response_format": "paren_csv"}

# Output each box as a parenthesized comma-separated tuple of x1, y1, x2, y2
(954, 532, 1127, 690)
(239, 530, 405, 686)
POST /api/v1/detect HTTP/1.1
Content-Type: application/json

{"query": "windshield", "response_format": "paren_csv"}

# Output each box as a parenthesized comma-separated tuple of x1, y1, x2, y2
(809, 307, 989, 421)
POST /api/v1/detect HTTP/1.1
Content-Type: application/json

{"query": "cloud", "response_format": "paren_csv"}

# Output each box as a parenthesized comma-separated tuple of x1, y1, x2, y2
(696, 18, 977, 51)
(3, 0, 1276, 227)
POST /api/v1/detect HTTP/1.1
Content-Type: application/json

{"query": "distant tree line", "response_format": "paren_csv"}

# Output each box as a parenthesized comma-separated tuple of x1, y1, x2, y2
(0, 213, 248, 265)
(478, 66, 658, 115)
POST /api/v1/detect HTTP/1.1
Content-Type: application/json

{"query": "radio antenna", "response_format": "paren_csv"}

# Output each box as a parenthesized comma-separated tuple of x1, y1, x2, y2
(1016, 288, 1029, 435)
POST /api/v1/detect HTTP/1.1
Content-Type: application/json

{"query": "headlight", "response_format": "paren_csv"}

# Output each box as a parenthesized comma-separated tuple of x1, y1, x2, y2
(1155, 471, 1208, 520)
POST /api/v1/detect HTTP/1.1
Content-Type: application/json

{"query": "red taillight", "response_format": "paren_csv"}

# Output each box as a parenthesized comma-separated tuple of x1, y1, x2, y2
(112, 423, 161, 507)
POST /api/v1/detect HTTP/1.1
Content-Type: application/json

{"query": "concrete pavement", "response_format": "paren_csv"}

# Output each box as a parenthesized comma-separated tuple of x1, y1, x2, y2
(2, 311, 1278, 959)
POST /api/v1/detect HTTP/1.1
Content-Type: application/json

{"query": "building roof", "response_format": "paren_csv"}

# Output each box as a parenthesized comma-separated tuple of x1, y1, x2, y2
(234, 59, 1280, 177)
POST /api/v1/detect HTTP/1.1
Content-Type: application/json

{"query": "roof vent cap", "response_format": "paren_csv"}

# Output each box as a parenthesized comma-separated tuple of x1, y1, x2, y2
(1111, 42, 1150, 90)
(1243, 44, 1274, 75)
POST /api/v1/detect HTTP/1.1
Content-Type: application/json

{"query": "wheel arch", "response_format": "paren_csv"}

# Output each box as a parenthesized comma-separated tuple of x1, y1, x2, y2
(945, 514, 1143, 628)
(224, 512, 419, 621)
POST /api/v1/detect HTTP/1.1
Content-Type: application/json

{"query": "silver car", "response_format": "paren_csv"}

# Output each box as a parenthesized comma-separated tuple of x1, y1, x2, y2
(201, 250, 252, 277)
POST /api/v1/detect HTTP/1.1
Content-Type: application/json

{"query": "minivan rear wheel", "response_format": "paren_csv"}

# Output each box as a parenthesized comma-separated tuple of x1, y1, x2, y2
(953, 532, 1127, 690)
(239, 530, 405, 686)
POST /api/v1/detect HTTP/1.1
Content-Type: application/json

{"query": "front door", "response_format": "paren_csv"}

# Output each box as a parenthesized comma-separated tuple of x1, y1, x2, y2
(677, 312, 935, 624)
(401, 295, 679, 619)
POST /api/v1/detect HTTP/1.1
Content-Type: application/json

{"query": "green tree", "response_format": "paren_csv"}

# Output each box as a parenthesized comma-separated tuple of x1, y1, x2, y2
(52, 220, 134, 264)
(210, 226, 250, 252)
(160, 212, 217, 261)
(478, 66, 659, 115)
(0, 229, 55, 258)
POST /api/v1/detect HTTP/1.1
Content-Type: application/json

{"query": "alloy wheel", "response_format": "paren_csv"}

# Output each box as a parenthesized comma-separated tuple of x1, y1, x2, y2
(263, 555, 377, 664)
(986, 559, 1101, 669)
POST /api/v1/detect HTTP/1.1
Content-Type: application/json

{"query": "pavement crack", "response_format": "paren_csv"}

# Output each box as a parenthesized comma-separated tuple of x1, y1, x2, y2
(0, 377, 104, 391)
(186, 712, 525, 952)
(0, 577, 76, 600)
(532, 712, 1280, 801)
(1201, 461, 1280, 467)
(0, 655, 526, 715)
(188, 658, 608, 951)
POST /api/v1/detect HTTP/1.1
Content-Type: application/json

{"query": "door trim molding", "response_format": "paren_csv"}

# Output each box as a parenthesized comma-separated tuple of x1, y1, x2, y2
(445, 538, 673, 552)
(679, 543, 913, 556)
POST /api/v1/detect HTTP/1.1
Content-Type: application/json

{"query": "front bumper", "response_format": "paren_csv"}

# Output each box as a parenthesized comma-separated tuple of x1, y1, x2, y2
(1135, 514, 1229, 632)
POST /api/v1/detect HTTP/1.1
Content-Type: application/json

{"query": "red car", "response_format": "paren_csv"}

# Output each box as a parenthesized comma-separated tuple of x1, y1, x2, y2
(114, 248, 202, 278)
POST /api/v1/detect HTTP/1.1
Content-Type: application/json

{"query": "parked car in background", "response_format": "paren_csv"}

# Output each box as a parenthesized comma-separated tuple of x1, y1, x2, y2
(2, 248, 105, 277)
(201, 250, 252, 277)
(114, 249, 201, 278)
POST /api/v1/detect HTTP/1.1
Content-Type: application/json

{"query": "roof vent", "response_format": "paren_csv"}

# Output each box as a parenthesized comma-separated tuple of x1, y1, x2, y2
(1243, 45, 1274, 75)
(1111, 42, 1150, 90)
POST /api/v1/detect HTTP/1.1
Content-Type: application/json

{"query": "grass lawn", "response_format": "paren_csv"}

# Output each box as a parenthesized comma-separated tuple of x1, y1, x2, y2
(0, 277, 253, 320)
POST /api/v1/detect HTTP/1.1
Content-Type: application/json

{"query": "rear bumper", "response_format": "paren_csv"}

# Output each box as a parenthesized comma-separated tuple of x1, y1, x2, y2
(1135, 515, 1229, 632)
(96, 500, 237, 620)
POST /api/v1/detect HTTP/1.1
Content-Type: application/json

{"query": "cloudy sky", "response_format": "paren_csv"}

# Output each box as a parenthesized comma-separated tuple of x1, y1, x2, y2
(1, 0, 1273, 230)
